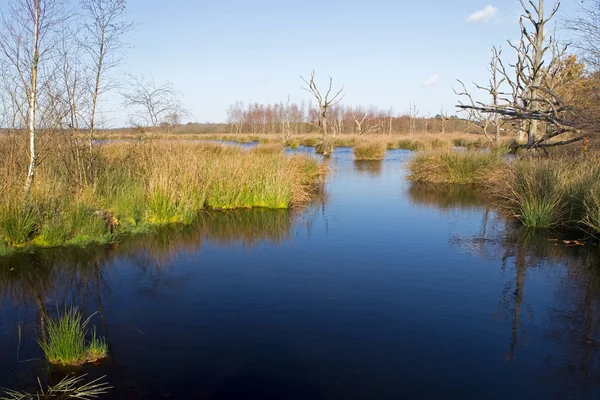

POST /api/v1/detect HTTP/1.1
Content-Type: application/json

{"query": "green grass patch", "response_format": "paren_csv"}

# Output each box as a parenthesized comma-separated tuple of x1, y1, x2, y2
(38, 307, 108, 366)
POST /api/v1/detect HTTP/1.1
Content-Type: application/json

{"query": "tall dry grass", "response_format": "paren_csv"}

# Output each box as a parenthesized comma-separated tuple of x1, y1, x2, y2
(353, 141, 387, 160)
(407, 145, 600, 233)
(0, 137, 326, 250)
(408, 149, 505, 185)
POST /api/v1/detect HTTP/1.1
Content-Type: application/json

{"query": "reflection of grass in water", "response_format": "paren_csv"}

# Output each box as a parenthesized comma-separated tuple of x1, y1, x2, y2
(201, 209, 293, 245)
(408, 183, 488, 209)
(353, 160, 383, 177)
(0, 374, 110, 399)
(114, 208, 296, 267)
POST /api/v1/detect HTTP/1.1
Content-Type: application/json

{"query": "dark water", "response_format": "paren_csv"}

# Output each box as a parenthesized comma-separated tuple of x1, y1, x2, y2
(2, 147, 600, 399)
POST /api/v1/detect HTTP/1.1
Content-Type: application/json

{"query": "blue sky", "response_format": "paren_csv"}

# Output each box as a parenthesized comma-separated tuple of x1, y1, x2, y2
(109, 0, 580, 125)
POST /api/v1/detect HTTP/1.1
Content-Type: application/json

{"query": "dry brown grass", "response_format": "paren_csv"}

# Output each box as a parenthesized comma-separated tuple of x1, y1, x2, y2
(0, 137, 327, 250)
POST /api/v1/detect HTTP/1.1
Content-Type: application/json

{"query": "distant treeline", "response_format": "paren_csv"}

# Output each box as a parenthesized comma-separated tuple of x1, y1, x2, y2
(224, 101, 478, 135)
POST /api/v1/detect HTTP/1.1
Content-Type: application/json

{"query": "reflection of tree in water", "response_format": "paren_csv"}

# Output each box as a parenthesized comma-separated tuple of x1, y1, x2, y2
(451, 207, 600, 396)
(353, 160, 383, 177)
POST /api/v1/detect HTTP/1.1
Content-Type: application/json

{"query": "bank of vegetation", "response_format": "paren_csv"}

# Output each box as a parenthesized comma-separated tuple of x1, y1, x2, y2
(408, 146, 600, 233)
(0, 139, 326, 253)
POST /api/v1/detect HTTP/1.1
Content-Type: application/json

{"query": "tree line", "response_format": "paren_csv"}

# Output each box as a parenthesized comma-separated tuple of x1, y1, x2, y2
(226, 100, 472, 137)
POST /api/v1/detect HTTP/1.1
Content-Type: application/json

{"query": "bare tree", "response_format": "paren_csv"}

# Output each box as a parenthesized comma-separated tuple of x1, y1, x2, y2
(300, 70, 344, 144)
(565, 0, 600, 71)
(352, 109, 370, 135)
(455, 80, 494, 143)
(457, 0, 585, 150)
(455, 46, 505, 143)
(407, 102, 419, 135)
(226, 100, 244, 134)
(0, 0, 68, 193)
(122, 75, 189, 131)
(80, 0, 132, 178)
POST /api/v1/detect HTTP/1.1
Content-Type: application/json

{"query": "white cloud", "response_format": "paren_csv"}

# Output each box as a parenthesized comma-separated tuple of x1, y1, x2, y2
(420, 74, 440, 87)
(466, 5, 498, 23)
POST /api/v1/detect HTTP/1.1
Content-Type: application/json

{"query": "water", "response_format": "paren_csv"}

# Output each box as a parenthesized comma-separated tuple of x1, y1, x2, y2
(1, 147, 600, 399)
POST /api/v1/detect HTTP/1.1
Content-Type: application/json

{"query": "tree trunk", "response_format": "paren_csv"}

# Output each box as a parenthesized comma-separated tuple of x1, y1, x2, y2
(24, 1, 41, 195)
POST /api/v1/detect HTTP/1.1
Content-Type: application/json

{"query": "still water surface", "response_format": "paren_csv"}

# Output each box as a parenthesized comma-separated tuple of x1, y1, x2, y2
(1, 147, 600, 399)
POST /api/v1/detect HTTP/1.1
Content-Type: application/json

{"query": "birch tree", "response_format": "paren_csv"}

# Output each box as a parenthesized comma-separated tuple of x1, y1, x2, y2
(0, 0, 67, 194)
(80, 0, 132, 178)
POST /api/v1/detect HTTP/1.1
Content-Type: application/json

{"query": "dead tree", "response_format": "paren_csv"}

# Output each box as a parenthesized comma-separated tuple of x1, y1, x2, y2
(300, 71, 344, 144)
(455, 46, 506, 143)
(565, 0, 600, 70)
(455, 80, 494, 143)
(352, 110, 370, 135)
(457, 0, 585, 150)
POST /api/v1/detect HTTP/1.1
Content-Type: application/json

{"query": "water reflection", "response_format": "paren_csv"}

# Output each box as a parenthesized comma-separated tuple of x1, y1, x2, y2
(408, 183, 489, 209)
(452, 214, 600, 397)
(353, 160, 383, 177)
(0, 208, 302, 306)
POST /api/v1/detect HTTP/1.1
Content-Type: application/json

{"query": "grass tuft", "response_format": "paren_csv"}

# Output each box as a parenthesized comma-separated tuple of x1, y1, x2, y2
(38, 307, 108, 366)
(353, 141, 387, 160)
(0, 374, 110, 400)
(408, 150, 504, 185)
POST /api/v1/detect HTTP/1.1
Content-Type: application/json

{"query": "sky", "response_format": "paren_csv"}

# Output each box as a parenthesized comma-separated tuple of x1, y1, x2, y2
(104, 0, 582, 126)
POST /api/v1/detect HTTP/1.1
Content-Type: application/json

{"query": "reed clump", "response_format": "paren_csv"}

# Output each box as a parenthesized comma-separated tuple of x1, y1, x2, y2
(408, 150, 504, 185)
(495, 157, 568, 228)
(0, 139, 327, 249)
(496, 153, 600, 230)
(38, 307, 108, 366)
(353, 141, 387, 160)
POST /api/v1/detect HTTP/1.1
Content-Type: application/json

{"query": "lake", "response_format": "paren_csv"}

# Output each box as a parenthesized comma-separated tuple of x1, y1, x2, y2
(1, 146, 599, 399)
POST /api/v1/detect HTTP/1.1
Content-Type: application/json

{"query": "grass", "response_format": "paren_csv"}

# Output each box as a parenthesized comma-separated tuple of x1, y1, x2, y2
(408, 145, 600, 233)
(0, 139, 327, 250)
(353, 141, 387, 160)
(496, 158, 568, 228)
(0, 202, 38, 246)
(37, 307, 107, 366)
(0, 374, 110, 400)
(408, 149, 504, 185)
(315, 140, 334, 155)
